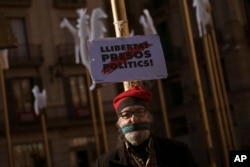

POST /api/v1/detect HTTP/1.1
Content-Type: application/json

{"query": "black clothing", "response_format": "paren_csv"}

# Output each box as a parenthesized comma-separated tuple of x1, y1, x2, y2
(95, 136, 197, 167)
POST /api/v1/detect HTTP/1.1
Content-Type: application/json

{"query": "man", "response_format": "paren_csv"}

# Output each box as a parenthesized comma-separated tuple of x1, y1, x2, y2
(96, 86, 197, 167)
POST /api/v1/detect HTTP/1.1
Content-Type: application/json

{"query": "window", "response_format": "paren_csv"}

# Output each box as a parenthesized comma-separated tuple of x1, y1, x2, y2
(10, 78, 40, 122)
(58, 18, 77, 61)
(69, 75, 89, 116)
(8, 17, 29, 60)
(60, 18, 77, 44)
(13, 142, 46, 167)
(70, 75, 88, 107)
(12, 78, 33, 113)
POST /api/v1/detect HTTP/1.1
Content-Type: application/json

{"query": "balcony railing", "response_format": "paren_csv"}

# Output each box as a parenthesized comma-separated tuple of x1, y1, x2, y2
(53, 0, 86, 8)
(17, 111, 37, 123)
(0, 0, 31, 7)
(8, 44, 43, 67)
(74, 106, 90, 117)
(56, 43, 78, 65)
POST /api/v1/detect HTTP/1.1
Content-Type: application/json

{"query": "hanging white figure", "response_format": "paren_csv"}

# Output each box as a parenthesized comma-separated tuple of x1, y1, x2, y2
(60, 18, 81, 64)
(139, 9, 157, 35)
(77, 7, 107, 90)
(76, 8, 90, 71)
(60, 8, 107, 90)
(89, 8, 108, 40)
(193, 0, 211, 37)
(32, 85, 47, 116)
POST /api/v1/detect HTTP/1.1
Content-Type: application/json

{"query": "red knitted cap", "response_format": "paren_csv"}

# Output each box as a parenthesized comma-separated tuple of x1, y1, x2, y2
(113, 86, 152, 114)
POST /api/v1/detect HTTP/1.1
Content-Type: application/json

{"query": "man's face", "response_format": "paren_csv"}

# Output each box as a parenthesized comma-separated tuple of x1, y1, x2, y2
(117, 105, 151, 145)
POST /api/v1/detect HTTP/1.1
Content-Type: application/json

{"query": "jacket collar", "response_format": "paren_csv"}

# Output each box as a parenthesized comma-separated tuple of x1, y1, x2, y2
(108, 142, 129, 167)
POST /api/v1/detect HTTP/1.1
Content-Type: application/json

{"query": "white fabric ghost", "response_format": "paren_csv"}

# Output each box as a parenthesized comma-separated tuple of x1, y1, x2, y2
(60, 18, 81, 64)
(139, 9, 157, 35)
(60, 7, 108, 91)
(193, 0, 211, 37)
(32, 85, 47, 116)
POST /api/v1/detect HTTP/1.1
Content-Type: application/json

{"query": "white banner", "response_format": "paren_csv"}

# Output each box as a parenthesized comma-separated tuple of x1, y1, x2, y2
(88, 34, 168, 83)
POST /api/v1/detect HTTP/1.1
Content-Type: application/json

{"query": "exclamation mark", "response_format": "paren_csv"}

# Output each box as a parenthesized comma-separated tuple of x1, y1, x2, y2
(150, 59, 153, 66)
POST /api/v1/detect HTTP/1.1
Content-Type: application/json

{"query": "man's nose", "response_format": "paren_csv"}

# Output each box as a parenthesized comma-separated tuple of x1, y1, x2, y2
(130, 114, 140, 122)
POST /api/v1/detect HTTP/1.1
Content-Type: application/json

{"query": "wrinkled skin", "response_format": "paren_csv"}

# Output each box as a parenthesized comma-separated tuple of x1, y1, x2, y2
(117, 105, 152, 146)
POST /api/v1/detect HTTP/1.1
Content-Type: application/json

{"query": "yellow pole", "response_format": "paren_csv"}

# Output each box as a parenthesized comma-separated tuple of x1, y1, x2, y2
(157, 80, 171, 137)
(40, 110, 52, 167)
(96, 88, 109, 152)
(202, 32, 229, 166)
(86, 75, 101, 155)
(0, 10, 18, 167)
(207, 33, 233, 149)
(0, 69, 14, 167)
(110, 0, 129, 37)
(110, 0, 139, 90)
(179, 0, 216, 166)
(110, 0, 170, 137)
(210, 25, 237, 150)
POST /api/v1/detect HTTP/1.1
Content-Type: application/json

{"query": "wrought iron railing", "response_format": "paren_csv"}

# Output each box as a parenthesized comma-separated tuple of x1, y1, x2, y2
(8, 44, 43, 67)
(55, 43, 76, 65)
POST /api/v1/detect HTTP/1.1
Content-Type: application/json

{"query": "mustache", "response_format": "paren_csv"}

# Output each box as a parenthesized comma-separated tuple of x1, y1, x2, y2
(121, 122, 151, 134)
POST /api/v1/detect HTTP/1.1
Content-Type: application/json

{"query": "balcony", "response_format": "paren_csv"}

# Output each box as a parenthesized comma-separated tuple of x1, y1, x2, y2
(56, 43, 78, 65)
(74, 106, 90, 117)
(8, 44, 43, 67)
(53, 0, 86, 9)
(17, 111, 37, 123)
(0, 0, 31, 7)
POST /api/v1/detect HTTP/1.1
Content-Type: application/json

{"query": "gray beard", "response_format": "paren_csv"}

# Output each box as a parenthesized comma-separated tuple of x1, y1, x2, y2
(124, 130, 150, 146)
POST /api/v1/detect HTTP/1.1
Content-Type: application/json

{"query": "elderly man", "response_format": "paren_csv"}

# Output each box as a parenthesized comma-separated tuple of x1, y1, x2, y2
(96, 86, 197, 167)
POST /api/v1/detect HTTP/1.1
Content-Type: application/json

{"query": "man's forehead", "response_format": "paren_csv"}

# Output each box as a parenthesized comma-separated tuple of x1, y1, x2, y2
(120, 105, 145, 112)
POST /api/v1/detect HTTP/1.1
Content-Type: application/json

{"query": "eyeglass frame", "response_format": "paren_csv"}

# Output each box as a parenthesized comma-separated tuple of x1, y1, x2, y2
(119, 107, 148, 119)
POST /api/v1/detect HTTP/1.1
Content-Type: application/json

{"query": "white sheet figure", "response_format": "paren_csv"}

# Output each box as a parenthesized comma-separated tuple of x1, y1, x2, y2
(60, 7, 107, 91)
(60, 18, 81, 64)
(77, 8, 90, 71)
(89, 8, 108, 40)
(193, 0, 211, 37)
(77, 8, 108, 90)
(32, 85, 47, 116)
(139, 9, 157, 35)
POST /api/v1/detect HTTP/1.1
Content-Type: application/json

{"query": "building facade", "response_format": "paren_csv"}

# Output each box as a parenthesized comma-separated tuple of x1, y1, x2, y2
(0, 0, 250, 167)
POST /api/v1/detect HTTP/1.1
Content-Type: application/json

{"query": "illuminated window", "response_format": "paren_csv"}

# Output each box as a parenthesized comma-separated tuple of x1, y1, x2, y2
(12, 78, 33, 113)
(70, 75, 88, 108)
(13, 142, 45, 167)
(8, 78, 41, 122)
(8, 17, 29, 60)
(67, 75, 90, 117)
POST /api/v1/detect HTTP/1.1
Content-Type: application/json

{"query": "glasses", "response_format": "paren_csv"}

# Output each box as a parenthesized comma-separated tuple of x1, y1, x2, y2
(119, 108, 147, 119)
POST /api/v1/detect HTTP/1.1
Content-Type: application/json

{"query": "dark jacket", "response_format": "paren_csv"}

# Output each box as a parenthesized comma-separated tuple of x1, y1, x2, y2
(96, 136, 197, 167)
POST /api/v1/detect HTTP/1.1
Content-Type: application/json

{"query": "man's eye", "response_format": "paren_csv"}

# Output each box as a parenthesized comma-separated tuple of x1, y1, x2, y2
(137, 109, 144, 113)
(121, 113, 130, 117)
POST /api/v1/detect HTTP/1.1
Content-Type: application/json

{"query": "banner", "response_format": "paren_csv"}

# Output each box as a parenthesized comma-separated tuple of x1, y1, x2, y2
(88, 34, 168, 83)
